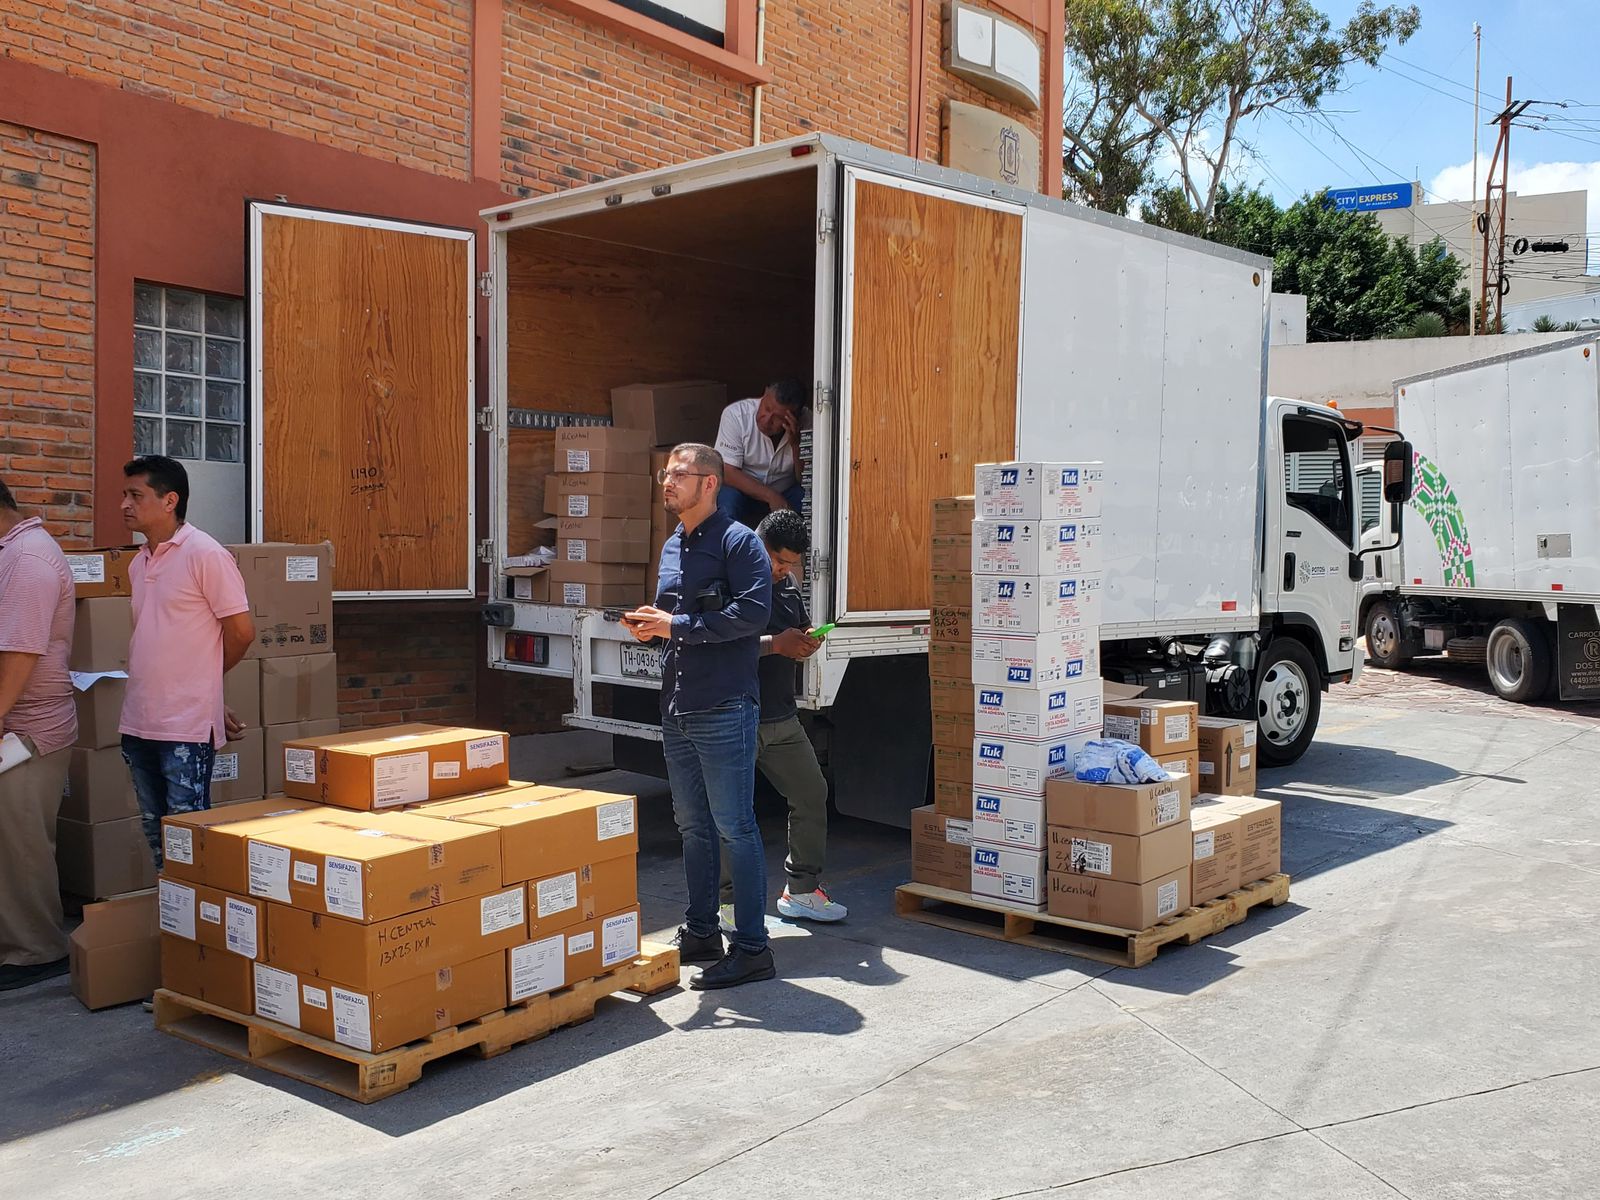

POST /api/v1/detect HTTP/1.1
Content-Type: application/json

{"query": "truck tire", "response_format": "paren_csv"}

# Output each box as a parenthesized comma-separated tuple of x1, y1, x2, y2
(1364, 599, 1412, 669)
(1257, 636, 1321, 768)
(1485, 617, 1552, 703)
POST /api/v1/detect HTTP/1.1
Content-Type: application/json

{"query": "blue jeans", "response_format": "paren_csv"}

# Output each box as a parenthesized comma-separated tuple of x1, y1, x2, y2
(121, 735, 215, 869)
(716, 482, 806, 529)
(662, 698, 768, 954)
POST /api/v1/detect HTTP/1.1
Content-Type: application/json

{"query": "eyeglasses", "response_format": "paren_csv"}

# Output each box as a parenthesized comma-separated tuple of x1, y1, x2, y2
(656, 468, 712, 485)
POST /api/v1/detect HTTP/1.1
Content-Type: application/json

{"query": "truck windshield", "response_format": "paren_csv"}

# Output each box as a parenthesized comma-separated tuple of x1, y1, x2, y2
(1283, 415, 1354, 547)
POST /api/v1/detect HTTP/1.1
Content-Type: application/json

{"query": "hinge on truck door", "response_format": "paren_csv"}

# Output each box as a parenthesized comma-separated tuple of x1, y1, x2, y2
(476, 407, 494, 432)
(478, 271, 493, 298)
(477, 539, 495, 565)
(818, 209, 836, 242)
(815, 383, 833, 409)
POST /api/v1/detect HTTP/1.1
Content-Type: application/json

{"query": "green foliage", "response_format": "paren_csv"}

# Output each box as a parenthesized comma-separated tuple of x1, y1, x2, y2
(1531, 315, 1582, 332)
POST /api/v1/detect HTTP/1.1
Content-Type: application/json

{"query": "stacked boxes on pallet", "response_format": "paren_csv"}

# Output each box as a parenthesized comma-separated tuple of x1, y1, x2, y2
(156, 724, 643, 1055)
(967, 463, 1106, 911)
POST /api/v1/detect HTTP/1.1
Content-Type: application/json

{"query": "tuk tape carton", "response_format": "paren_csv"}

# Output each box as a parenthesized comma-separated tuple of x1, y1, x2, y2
(975, 462, 1103, 520)
(972, 731, 1095, 796)
(972, 519, 1103, 575)
(972, 573, 1103, 634)
(970, 628, 1100, 688)
(971, 787, 1046, 850)
(973, 678, 1102, 739)
(970, 842, 1046, 909)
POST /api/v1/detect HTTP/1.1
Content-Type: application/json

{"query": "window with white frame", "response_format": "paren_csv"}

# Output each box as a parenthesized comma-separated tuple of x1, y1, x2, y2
(132, 283, 245, 463)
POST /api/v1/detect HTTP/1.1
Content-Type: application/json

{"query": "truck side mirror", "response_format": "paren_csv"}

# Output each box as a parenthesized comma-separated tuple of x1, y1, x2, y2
(1384, 441, 1414, 503)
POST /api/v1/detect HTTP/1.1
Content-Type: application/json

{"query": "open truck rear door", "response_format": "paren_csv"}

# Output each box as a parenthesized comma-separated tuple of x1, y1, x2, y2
(248, 203, 476, 598)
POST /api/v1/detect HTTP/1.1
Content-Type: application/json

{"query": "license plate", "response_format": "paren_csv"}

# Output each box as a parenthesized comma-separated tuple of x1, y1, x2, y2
(620, 643, 662, 680)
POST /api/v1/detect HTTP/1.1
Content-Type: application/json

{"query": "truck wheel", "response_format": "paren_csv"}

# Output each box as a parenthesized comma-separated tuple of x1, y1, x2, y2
(1364, 600, 1412, 669)
(1485, 618, 1552, 703)
(1257, 637, 1321, 768)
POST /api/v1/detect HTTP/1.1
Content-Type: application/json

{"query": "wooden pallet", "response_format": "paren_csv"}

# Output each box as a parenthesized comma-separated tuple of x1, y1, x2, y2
(895, 874, 1291, 969)
(153, 943, 681, 1103)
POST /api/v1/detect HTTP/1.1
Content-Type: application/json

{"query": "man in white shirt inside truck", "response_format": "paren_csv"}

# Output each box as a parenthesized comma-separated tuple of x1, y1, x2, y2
(714, 378, 807, 528)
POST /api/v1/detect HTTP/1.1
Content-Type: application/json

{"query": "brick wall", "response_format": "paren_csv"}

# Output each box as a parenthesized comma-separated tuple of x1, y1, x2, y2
(3, 1, 472, 177)
(760, 0, 914, 149)
(334, 608, 478, 730)
(0, 121, 95, 546)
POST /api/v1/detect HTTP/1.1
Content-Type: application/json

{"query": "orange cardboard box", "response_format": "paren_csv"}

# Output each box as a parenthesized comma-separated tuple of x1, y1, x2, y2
(159, 798, 322, 891)
(1046, 867, 1191, 932)
(1190, 807, 1244, 903)
(527, 853, 639, 940)
(421, 786, 639, 886)
(160, 935, 255, 1013)
(71, 892, 160, 1011)
(157, 877, 266, 960)
(63, 546, 138, 599)
(507, 905, 641, 1002)
(280, 723, 510, 810)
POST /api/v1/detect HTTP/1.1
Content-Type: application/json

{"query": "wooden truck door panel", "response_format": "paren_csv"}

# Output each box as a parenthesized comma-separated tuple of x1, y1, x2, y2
(249, 203, 475, 598)
(835, 170, 1023, 621)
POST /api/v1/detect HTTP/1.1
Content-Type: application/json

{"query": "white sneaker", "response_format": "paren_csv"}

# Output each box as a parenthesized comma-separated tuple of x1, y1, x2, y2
(718, 903, 736, 933)
(777, 887, 848, 923)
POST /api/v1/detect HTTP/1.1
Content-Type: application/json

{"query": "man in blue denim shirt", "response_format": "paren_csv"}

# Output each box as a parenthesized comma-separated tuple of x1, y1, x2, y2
(625, 443, 775, 990)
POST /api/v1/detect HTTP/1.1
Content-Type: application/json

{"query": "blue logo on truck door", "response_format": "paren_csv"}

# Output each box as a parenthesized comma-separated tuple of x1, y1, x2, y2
(978, 742, 1005, 761)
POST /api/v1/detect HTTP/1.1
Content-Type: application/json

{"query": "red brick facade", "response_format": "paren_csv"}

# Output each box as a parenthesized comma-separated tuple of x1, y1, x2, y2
(0, 0, 1061, 732)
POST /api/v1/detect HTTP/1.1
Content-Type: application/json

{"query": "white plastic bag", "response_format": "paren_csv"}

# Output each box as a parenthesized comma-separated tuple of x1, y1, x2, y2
(1072, 738, 1171, 784)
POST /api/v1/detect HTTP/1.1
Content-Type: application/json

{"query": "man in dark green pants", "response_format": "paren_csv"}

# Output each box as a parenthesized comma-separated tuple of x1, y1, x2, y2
(719, 509, 846, 926)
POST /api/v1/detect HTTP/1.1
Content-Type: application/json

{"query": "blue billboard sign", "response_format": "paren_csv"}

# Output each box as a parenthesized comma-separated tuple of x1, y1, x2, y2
(1327, 183, 1414, 212)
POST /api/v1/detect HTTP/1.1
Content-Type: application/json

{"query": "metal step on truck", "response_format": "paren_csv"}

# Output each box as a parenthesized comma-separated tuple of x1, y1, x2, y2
(1359, 334, 1600, 703)
(473, 134, 1415, 824)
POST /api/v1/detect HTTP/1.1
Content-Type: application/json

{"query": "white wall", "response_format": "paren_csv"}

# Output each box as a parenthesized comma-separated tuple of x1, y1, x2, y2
(1503, 290, 1600, 332)
(1269, 293, 1307, 345)
(1268, 333, 1577, 410)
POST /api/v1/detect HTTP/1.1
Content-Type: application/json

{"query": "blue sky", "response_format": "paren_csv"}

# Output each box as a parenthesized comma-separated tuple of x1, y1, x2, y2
(1213, 0, 1600, 228)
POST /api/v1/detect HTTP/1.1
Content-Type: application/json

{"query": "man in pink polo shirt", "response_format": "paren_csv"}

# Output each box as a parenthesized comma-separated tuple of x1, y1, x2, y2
(0, 477, 78, 991)
(118, 456, 254, 867)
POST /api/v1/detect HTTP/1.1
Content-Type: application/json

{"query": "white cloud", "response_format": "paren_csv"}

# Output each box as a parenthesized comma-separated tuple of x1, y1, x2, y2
(1429, 154, 1600, 237)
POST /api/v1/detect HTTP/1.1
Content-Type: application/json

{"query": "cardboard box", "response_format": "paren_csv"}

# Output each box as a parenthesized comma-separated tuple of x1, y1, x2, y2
(974, 679, 1102, 739)
(970, 628, 1100, 688)
(972, 731, 1095, 796)
(972, 519, 1104, 575)
(972, 573, 1103, 634)
(930, 536, 972, 574)
(930, 675, 976, 718)
(508, 905, 642, 1002)
(422, 787, 639, 886)
(549, 560, 647, 609)
(228, 543, 335, 659)
(157, 877, 266, 959)
(929, 605, 971, 645)
(259, 654, 337, 726)
(280, 723, 510, 810)
(933, 742, 972, 791)
(508, 568, 551, 603)
(71, 672, 127, 750)
(527, 853, 638, 940)
(209, 727, 265, 806)
(160, 935, 255, 1012)
(544, 472, 651, 520)
(69, 597, 131, 672)
(70, 891, 159, 1010)
(610, 380, 727, 446)
(266, 885, 530, 991)
(553, 515, 651, 545)
(265, 719, 341, 795)
(62, 744, 139, 823)
(57, 815, 156, 899)
(1190, 807, 1244, 903)
(928, 640, 973, 682)
(159, 798, 321, 890)
(975, 462, 1104, 520)
(1047, 867, 1190, 931)
(224, 658, 261, 729)
(1206, 796, 1281, 881)
(63, 546, 137, 599)
(1048, 821, 1194, 883)
(553, 425, 651, 476)
(930, 571, 972, 609)
(1103, 700, 1200, 756)
(554, 514, 650, 565)
(1156, 753, 1195, 779)
(245, 810, 503, 921)
(910, 805, 973, 890)
(253, 953, 508, 1053)
(1197, 717, 1258, 796)
(1045, 776, 1193, 837)
(932, 710, 975, 747)
(971, 842, 1046, 909)
(933, 776, 973, 820)
(971, 787, 1046, 850)
(930, 496, 975, 537)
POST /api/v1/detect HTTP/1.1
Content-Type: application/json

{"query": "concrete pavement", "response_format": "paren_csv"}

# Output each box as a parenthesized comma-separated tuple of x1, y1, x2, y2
(3, 686, 1597, 1198)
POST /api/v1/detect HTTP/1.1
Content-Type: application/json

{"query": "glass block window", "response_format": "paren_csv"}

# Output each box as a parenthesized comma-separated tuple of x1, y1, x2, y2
(133, 283, 245, 463)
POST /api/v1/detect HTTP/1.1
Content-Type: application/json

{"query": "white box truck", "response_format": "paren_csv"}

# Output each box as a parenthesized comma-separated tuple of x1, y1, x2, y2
(243, 134, 1412, 824)
(1359, 334, 1600, 702)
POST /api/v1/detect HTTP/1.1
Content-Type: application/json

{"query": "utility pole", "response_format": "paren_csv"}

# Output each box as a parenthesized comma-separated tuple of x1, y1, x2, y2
(1480, 77, 1532, 336)
(1469, 23, 1480, 339)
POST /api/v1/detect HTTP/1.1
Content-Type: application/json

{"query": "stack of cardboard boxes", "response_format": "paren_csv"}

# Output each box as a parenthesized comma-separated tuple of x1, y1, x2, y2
(156, 723, 645, 1053)
(545, 426, 652, 608)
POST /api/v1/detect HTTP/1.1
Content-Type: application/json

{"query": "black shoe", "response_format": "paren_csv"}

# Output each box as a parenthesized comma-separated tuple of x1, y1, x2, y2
(690, 946, 776, 991)
(672, 926, 725, 964)
(0, 958, 69, 993)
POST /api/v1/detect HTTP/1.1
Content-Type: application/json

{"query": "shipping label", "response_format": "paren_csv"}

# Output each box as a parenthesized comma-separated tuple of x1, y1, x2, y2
(285, 555, 319, 582)
(568, 538, 588, 562)
(566, 495, 590, 518)
(253, 964, 300, 1028)
(1193, 831, 1216, 860)
(564, 449, 591, 473)
(164, 825, 194, 866)
(284, 747, 315, 785)
(567, 930, 595, 955)
(66, 554, 106, 584)
(302, 985, 328, 1010)
(373, 751, 429, 807)
(1154, 788, 1181, 826)
(1239, 753, 1251, 770)
(1199, 760, 1216, 777)
(509, 934, 564, 1001)
(480, 887, 525, 936)
(199, 900, 222, 925)
(1242, 726, 1258, 748)
(563, 582, 588, 606)
(324, 856, 365, 919)
(433, 761, 461, 780)
(1157, 880, 1180, 918)
(211, 752, 239, 782)
(1164, 715, 1192, 743)
(1103, 714, 1139, 742)
(159, 879, 197, 941)
(331, 987, 373, 1052)
(225, 897, 259, 959)
(294, 861, 319, 886)
(596, 799, 635, 841)
(465, 736, 505, 770)
(248, 841, 291, 902)
(536, 871, 579, 918)
(946, 819, 973, 846)
(601, 912, 638, 967)
(1069, 837, 1112, 876)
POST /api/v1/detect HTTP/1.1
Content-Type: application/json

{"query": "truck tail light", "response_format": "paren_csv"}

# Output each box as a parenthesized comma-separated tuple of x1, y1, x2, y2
(504, 632, 547, 665)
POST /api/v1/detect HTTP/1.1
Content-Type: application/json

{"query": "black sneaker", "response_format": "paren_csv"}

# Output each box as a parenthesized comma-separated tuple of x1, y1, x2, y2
(672, 926, 725, 964)
(0, 958, 69, 993)
(690, 946, 776, 991)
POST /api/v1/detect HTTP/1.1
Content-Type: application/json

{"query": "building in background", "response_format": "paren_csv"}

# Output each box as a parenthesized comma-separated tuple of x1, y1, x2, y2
(0, 1, 1064, 734)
